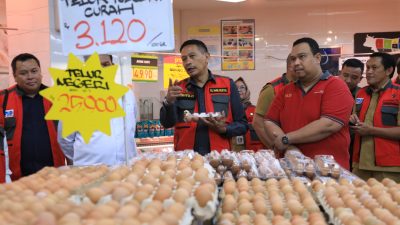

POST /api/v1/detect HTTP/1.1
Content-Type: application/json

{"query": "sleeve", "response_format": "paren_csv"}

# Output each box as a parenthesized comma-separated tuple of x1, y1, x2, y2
(321, 79, 354, 125)
(57, 121, 75, 160)
(255, 84, 275, 116)
(265, 85, 285, 126)
(159, 101, 178, 128)
(225, 79, 248, 137)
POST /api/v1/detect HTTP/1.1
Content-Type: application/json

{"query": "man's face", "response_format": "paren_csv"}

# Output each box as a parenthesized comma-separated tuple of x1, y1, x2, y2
(181, 45, 209, 79)
(13, 59, 42, 95)
(99, 54, 113, 67)
(366, 57, 391, 88)
(289, 43, 321, 80)
(339, 65, 363, 91)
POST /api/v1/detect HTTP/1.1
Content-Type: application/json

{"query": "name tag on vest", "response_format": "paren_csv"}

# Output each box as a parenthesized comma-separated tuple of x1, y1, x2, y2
(210, 88, 228, 93)
(4, 109, 14, 118)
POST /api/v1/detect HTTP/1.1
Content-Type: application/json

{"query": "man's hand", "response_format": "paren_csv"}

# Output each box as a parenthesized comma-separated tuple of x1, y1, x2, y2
(272, 132, 289, 152)
(351, 122, 372, 136)
(165, 78, 183, 104)
(200, 111, 227, 134)
(349, 114, 360, 126)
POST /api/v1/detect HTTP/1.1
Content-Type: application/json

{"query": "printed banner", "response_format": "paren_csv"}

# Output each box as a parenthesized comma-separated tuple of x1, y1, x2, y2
(58, 0, 175, 55)
(354, 31, 400, 53)
(221, 19, 255, 71)
(131, 54, 158, 82)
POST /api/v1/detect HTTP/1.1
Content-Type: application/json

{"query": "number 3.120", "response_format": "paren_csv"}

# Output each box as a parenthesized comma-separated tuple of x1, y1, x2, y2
(74, 18, 147, 49)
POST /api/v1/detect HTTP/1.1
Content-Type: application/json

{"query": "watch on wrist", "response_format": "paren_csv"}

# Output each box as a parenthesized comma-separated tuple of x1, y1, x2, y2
(281, 135, 290, 145)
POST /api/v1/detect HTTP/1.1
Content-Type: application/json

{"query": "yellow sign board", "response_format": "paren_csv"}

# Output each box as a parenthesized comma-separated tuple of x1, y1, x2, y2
(40, 53, 128, 143)
(163, 56, 189, 89)
(132, 54, 158, 82)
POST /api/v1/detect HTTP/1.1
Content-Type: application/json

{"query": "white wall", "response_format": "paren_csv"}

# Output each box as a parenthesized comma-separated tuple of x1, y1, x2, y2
(6, 0, 51, 87)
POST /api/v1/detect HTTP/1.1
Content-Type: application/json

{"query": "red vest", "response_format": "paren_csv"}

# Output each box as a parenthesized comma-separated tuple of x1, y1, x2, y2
(244, 105, 265, 151)
(270, 74, 290, 96)
(174, 76, 233, 151)
(353, 83, 400, 166)
(0, 85, 65, 182)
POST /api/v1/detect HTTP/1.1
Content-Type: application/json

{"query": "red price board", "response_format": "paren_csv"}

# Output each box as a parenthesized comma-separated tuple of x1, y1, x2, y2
(58, 0, 175, 55)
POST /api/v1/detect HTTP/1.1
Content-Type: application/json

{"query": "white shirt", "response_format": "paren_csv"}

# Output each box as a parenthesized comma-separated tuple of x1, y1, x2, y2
(57, 90, 137, 166)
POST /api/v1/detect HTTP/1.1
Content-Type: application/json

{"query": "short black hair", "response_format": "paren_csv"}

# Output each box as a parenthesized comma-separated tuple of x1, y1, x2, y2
(179, 39, 209, 54)
(11, 53, 40, 74)
(342, 58, 364, 74)
(370, 52, 396, 78)
(293, 37, 320, 55)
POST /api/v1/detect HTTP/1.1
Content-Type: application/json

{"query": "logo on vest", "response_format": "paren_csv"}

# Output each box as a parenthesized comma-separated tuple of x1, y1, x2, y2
(210, 88, 228, 93)
(4, 109, 14, 118)
(180, 93, 195, 99)
(355, 98, 364, 104)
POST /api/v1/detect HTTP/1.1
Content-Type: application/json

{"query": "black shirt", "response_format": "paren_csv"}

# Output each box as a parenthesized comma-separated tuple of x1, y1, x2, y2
(20, 91, 53, 176)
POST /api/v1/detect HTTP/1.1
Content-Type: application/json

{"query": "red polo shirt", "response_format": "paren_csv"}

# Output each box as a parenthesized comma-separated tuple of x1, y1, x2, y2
(265, 72, 353, 169)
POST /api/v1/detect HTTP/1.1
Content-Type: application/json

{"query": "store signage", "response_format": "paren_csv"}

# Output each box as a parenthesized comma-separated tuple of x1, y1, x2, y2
(40, 52, 129, 143)
(131, 54, 158, 82)
(57, 0, 175, 55)
(163, 56, 189, 89)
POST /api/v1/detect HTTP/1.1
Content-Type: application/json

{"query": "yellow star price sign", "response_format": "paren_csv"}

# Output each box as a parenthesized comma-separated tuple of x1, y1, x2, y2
(40, 53, 128, 143)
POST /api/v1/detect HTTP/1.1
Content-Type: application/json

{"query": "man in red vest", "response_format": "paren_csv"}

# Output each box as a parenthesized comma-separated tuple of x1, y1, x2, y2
(160, 39, 248, 155)
(264, 37, 353, 169)
(0, 53, 65, 182)
(350, 52, 400, 182)
(253, 55, 296, 149)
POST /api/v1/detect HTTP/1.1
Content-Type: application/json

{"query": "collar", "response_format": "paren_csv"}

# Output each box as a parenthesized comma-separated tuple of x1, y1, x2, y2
(16, 84, 47, 96)
(186, 70, 215, 88)
(294, 70, 331, 87)
(366, 79, 392, 95)
(281, 73, 290, 85)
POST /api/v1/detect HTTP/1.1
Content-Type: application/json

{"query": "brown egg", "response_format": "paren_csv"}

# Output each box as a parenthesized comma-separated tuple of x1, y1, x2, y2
(112, 187, 131, 202)
(194, 168, 209, 182)
(160, 212, 180, 225)
(178, 180, 193, 194)
(238, 191, 252, 201)
(115, 205, 139, 220)
(272, 215, 290, 225)
(34, 212, 57, 225)
(194, 185, 213, 207)
(164, 169, 177, 178)
(167, 202, 186, 218)
(253, 200, 267, 214)
(58, 212, 81, 224)
(252, 184, 265, 193)
(138, 212, 154, 223)
(302, 197, 319, 212)
(153, 185, 172, 201)
(223, 180, 236, 195)
(254, 214, 270, 225)
(125, 173, 140, 184)
(176, 167, 193, 181)
(219, 213, 235, 223)
(148, 167, 162, 178)
(238, 200, 253, 215)
(134, 191, 150, 202)
(141, 175, 158, 186)
(222, 194, 237, 213)
(141, 183, 155, 195)
(121, 219, 141, 225)
(173, 188, 189, 204)
(237, 214, 252, 224)
(287, 199, 304, 215)
(271, 199, 284, 215)
(191, 159, 203, 170)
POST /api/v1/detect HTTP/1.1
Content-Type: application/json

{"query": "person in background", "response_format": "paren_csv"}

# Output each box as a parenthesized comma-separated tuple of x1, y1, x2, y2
(160, 39, 247, 155)
(58, 54, 138, 166)
(252, 56, 296, 149)
(338, 58, 364, 170)
(264, 37, 354, 169)
(339, 58, 364, 99)
(231, 77, 264, 151)
(0, 53, 65, 181)
(393, 56, 400, 85)
(350, 52, 400, 182)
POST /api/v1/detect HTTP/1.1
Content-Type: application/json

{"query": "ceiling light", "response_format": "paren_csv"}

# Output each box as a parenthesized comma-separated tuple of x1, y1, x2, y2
(216, 0, 246, 3)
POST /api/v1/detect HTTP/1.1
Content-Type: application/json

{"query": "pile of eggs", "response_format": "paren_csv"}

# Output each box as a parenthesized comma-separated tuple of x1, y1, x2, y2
(0, 154, 218, 225)
(312, 177, 400, 225)
(217, 177, 327, 225)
